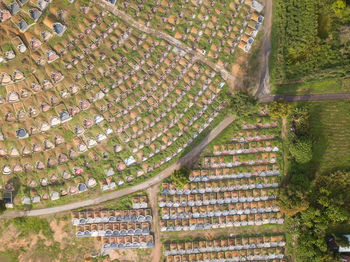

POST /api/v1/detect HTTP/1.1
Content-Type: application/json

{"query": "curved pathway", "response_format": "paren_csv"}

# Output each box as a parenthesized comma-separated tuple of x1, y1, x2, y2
(95, 0, 237, 84)
(0, 116, 234, 218)
(259, 93, 350, 103)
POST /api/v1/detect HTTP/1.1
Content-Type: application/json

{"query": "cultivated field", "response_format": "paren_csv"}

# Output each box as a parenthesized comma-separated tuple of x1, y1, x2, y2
(309, 100, 350, 174)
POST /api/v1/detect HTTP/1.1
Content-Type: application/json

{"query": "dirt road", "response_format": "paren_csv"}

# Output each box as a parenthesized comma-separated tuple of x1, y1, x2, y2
(0, 116, 234, 218)
(254, 0, 273, 97)
(147, 185, 161, 262)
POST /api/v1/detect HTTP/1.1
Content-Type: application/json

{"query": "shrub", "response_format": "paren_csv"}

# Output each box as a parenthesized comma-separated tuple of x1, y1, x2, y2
(267, 99, 291, 119)
(223, 91, 257, 117)
(289, 137, 313, 163)
(168, 167, 190, 189)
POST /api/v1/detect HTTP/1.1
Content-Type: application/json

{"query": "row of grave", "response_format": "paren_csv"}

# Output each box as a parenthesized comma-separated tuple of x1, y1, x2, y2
(163, 235, 285, 256)
(71, 209, 152, 225)
(161, 176, 279, 196)
(164, 248, 284, 262)
(188, 168, 280, 182)
(75, 222, 151, 238)
(160, 201, 280, 220)
(159, 213, 284, 232)
(200, 153, 278, 169)
(158, 188, 278, 208)
(101, 235, 154, 250)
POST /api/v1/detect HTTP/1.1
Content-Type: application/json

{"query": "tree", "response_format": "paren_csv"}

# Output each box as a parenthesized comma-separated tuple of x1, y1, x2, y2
(279, 187, 310, 216)
(225, 91, 257, 117)
(289, 136, 313, 163)
(267, 99, 291, 119)
(292, 106, 310, 135)
(331, 0, 346, 17)
(168, 167, 190, 189)
(279, 165, 311, 216)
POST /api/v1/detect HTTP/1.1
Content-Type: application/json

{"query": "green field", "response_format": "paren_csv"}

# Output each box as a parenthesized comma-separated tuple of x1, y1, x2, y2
(308, 100, 350, 173)
(272, 77, 350, 95)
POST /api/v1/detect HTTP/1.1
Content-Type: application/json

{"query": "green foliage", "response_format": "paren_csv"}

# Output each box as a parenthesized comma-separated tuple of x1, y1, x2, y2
(279, 186, 310, 217)
(289, 137, 313, 164)
(333, 233, 350, 247)
(0, 200, 6, 215)
(287, 170, 350, 261)
(271, 0, 350, 85)
(12, 217, 53, 238)
(168, 167, 190, 189)
(331, 0, 346, 16)
(279, 163, 311, 217)
(223, 91, 257, 117)
(267, 99, 291, 119)
(291, 106, 310, 135)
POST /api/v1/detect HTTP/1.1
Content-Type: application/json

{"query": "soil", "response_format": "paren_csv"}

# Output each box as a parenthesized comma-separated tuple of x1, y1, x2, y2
(107, 248, 151, 262)
(50, 219, 69, 249)
(147, 185, 161, 262)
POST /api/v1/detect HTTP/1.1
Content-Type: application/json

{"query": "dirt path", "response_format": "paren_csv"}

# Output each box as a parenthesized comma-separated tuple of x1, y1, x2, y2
(94, 0, 238, 86)
(0, 116, 234, 218)
(254, 0, 273, 97)
(259, 93, 350, 103)
(147, 185, 161, 262)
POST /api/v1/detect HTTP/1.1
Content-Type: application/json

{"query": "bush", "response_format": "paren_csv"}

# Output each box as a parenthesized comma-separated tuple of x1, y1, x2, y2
(292, 106, 310, 135)
(289, 137, 313, 163)
(267, 99, 291, 119)
(226, 91, 257, 117)
(0, 200, 6, 215)
(168, 167, 190, 189)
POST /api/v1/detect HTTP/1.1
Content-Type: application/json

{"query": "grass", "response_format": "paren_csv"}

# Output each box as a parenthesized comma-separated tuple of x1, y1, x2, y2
(272, 77, 350, 95)
(0, 213, 99, 262)
(0, 251, 18, 262)
(12, 217, 53, 238)
(307, 100, 350, 174)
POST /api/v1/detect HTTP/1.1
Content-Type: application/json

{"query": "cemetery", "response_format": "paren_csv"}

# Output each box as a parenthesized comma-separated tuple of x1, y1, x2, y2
(0, 0, 229, 208)
(71, 196, 155, 252)
(158, 106, 285, 260)
(111, 0, 265, 70)
(163, 234, 285, 261)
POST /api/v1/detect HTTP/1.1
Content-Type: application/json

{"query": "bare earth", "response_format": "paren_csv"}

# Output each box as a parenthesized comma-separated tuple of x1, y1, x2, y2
(147, 185, 161, 262)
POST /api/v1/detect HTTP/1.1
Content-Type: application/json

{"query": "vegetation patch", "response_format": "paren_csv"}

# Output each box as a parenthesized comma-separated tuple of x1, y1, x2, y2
(270, 0, 350, 94)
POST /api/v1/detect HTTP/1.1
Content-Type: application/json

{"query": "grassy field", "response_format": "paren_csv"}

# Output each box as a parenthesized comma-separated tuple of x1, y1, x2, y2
(272, 77, 350, 95)
(308, 100, 350, 174)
